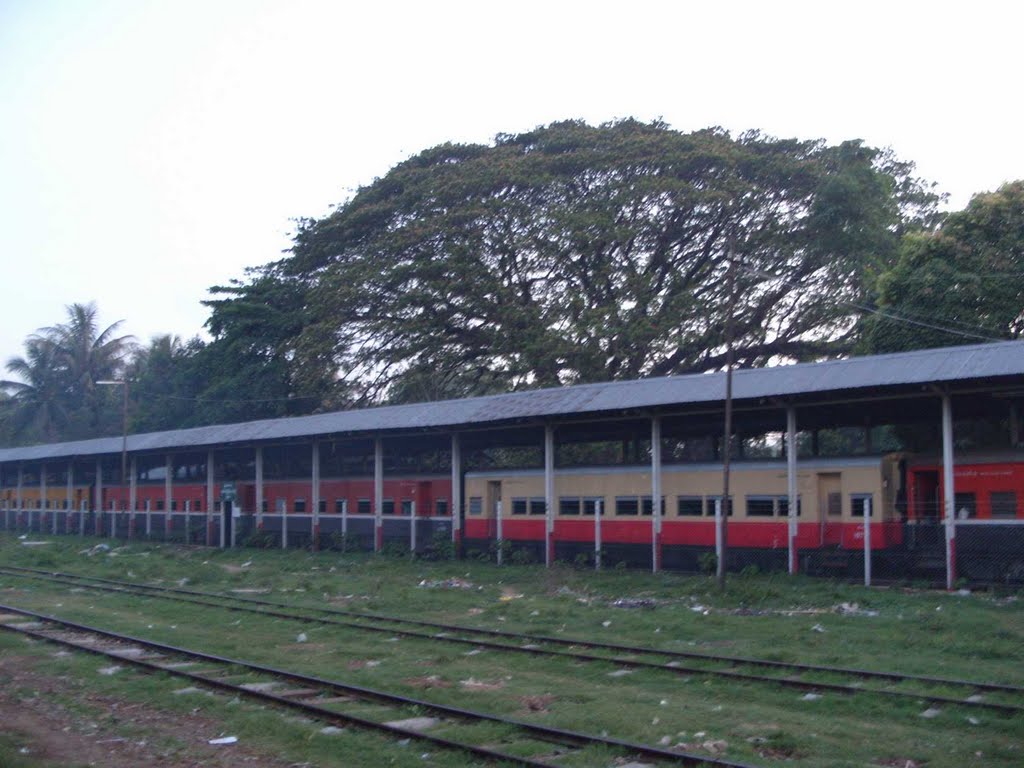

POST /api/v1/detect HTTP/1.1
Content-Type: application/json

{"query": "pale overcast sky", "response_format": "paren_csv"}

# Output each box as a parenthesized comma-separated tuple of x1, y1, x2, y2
(1, 0, 1021, 365)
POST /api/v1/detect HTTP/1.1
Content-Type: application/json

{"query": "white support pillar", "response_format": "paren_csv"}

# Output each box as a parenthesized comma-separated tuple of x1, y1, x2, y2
(95, 458, 103, 537)
(496, 497, 503, 565)
(374, 437, 384, 553)
(255, 447, 264, 531)
(409, 500, 417, 555)
(544, 425, 555, 568)
(450, 434, 461, 548)
(341, 498, 348, 542)
(942, 394, 956, 590)
(66, 462, 73, 535)
(786, 407, 798, 575)
(129, 457, 138, 539)
(714, 496, 723, 565)
(206, 451, 215, 547)
(651, 417, 662, 573)
(863, 496, 872, 587)
(40, 463, 47, 535)
(594, 498, 602, 570)
(16, 465, 23, 532)
(312, 442, 321, 551)
(164, 455, 173, 541)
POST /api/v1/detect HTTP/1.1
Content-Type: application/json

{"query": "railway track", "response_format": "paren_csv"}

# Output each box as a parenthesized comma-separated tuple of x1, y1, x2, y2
(0, 602, 757, 768)
(3, 565, 1022, 716)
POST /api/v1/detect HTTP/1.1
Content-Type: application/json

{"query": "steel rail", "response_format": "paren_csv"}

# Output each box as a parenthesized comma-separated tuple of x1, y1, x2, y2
(3, 565, 1022, 715)
(0, 602, 757, 768)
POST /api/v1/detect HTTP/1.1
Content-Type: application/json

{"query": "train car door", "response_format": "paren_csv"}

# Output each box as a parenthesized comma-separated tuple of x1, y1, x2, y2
(487, 481, 501, 538)
(818, 473, 842, 546)
(914, 471, 940, 521)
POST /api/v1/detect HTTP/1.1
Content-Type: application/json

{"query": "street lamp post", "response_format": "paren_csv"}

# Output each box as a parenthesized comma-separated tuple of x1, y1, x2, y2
(98, 380, 128, 538)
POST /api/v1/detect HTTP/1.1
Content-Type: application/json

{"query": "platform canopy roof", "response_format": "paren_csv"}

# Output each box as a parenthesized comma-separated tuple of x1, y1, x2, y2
(2, 340, 1023, 464)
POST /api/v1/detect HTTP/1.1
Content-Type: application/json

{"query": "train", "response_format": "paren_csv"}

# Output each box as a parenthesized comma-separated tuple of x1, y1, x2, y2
(3, 453, 1023, 581)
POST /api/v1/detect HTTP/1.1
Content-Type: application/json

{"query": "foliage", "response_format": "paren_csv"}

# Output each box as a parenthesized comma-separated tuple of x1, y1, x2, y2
(214, 120, 939, 403)
(0, 302, 133, 444)
(863, 180, 1024, 352)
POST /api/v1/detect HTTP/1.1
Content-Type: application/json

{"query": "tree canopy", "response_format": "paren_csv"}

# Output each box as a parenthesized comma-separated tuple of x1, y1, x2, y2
(864, 181, 1024, 352)
(216, 120, 939, 403)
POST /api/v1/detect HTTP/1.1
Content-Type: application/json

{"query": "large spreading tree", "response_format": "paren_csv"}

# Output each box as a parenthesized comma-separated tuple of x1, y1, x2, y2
(212, 120, 938, 403)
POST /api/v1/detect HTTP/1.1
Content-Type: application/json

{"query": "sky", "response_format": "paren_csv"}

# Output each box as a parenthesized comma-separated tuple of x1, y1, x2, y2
(1, 0, 1022, 366)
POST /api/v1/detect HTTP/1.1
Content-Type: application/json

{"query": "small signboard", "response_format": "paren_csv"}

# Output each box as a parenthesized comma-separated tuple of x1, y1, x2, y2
(221, 482, 237, 502)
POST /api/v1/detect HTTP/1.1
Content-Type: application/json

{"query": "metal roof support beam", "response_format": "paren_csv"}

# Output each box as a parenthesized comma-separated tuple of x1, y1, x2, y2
(450, 434, 462, 550)
(374, 437, 383, 553)
(787, 407, 798, 575)
(651, 416, 662, 573)
(942, 394, 956, 590)
(544, 425, 555, 568)
(311, 442, 321, 552)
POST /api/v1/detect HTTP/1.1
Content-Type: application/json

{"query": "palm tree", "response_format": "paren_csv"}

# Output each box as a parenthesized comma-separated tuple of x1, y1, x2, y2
(1, 336, 70, 443)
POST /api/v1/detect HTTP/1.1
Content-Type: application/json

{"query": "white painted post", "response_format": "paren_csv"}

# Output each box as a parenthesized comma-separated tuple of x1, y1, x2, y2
(496, 499, 503, 565)
(787, 407, 798, 575)
(206, 451, 215, 548)
(312, 441, 321, 551)
(714, 496, 723, 565)
(129, 457, 137, 539)
(594, 498, 602, 570)
(942, 394, 956, 590)
(341, 498, 348, 543)
(374, 437, 384, 553)
(164, 455, 172, 541)
(409, 500, 417, 555)
(145, 498, 152, 538)
(66, 462, 73, 535)
(863, 495, 872, 587)
(651, 417, 662, 573)
(544, 425, 555, 568)
(95, 458, 103, 538)
(40, 463, 47, 535)
(255, 446, 264, 532)
(15, 465, 23, 532)
(281, 498, 289, 550)
(450, 434, 461, 547)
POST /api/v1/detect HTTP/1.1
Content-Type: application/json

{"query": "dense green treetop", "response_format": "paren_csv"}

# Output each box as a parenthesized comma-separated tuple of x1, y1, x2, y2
(218, 120, 939, 403)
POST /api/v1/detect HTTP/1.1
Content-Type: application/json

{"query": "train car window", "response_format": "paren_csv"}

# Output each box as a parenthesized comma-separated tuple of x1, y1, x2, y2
(156, 499, 165, 511)
(954, 492, 976, 519)
(382, 499, 395, 515)
(777, 496, 801, 516)
(214, 500, 222, 512)
(583, 497, 604, 516)
(677, 496, 704, 516)
(746, 496, 775, 517)
(357, 498, 371, 514)
(435, 499, 448, 517)
(850, 493, 873, 517)
(171, 500, 178, 511)
(512, 498, 529, 515)
(529, 497, 546, 515)
(827, 493, 842, 516)
(616, 497, 640, 515)
(335, 499, 346, 514)
(195, 498, 203, 512)
(559, 497, 581, 515)
(319, 500, 327, 514)
(990, 491, 1017, 519)
(294, 499, 306, 513)
(401, 500, 413, 516)
(468, 497, 483, 516)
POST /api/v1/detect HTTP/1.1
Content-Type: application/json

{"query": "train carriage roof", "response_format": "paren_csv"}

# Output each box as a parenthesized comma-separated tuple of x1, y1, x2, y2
(2, 340, 1024, 463)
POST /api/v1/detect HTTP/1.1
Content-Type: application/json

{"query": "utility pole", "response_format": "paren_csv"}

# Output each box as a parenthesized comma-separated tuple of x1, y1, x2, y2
(718, 227, 737, 590)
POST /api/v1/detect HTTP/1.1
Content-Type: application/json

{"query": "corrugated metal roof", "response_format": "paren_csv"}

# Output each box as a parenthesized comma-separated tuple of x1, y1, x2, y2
(2, 340, 1022, 464)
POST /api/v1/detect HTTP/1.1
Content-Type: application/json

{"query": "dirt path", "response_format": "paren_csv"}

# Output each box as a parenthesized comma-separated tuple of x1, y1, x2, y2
(0, 652, 303, 767)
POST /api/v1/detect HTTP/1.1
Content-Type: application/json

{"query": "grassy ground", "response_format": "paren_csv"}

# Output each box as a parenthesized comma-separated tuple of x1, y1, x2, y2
(0, 532, 1022, 767)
